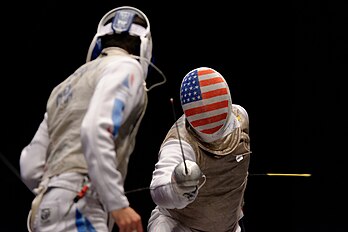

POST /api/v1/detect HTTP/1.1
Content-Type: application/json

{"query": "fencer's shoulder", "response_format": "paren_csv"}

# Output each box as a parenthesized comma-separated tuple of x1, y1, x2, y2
(232, 104, 249, 123)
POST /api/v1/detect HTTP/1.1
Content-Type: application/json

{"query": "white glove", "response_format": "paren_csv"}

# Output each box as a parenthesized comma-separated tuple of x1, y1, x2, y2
(171, 160, 205, 200)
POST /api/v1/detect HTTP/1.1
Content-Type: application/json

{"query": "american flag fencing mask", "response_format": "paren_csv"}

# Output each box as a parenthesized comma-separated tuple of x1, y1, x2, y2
(180, 67, 232, 142)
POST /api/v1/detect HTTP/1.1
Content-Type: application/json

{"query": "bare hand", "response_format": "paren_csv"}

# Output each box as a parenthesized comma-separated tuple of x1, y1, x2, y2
(111, 207, 143, 232)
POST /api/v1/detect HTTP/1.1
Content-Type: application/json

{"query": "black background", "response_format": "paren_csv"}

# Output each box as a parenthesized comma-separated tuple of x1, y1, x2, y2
(1, 0, 347, 231)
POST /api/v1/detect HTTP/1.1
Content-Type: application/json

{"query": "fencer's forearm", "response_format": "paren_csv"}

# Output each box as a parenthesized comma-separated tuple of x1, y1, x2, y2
(19, 113, 49, 191)
(150, 140, 196, 209)
(150, 181, 185, 209)
(84, 146, 130, 212)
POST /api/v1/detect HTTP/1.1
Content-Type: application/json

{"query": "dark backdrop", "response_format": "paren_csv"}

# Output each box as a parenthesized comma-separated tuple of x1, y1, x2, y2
(1, 0, 347, 231)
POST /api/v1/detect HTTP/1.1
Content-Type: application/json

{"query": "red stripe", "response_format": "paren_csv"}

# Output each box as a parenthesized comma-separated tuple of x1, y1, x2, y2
(201, 124, 224, 134)
(190, 113, 228, 127)
(202, 88, 228, 99)
(200, 77, 224, 87)
(184, 100, 228, 116)
(198, 68, 215, 76)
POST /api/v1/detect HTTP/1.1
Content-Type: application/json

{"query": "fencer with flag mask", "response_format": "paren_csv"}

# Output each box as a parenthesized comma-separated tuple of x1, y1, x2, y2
(148, 67, 251, 232)
(20, 6, 165, 232)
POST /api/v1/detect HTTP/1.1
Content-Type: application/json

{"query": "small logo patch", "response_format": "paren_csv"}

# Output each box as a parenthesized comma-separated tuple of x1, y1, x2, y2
(236, 155, 244, 162)
(40, 208, 51, 222)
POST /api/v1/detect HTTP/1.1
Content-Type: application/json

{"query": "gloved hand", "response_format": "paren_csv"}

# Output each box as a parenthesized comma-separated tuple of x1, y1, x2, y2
(171, 160, 205, 200)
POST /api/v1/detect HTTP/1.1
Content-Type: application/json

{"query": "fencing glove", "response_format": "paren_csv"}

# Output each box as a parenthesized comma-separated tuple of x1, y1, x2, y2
(171, 160, 206, 201)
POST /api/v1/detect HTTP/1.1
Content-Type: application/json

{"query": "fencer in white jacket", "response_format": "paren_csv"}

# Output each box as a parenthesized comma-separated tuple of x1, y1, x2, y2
(19, 6, 165, 232)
